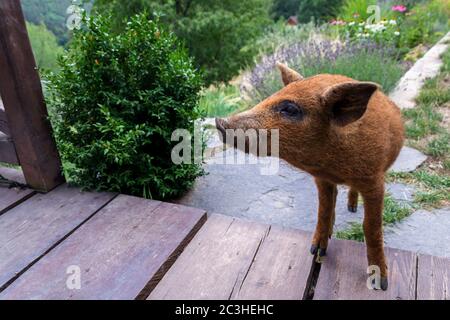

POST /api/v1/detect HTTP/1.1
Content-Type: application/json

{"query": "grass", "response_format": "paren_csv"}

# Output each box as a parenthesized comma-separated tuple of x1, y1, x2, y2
(198, 85, 247, 118)
(401, 49, 450, 196)
(336, 195, 413, 242)
(388, 170, 450, 208)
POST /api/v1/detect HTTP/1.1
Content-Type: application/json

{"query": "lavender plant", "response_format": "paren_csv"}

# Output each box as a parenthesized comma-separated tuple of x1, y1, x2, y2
(241, 38, 404, 103)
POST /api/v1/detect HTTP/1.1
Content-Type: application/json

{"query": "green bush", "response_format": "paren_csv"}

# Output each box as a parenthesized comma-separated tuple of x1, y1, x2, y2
(46, 13, 204, 200)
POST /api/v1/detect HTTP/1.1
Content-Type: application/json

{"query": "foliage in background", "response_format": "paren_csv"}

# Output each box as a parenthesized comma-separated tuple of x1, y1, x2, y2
(271, 0, 343, 23)
(242, 39, 403, 103)
(398, 0, 450, 49)
(26, 22, 65, 71)
(46, 13, 204, 200)
(339, 0, 393, 21)
(21, 0, 87, 45)
(94, 0, 272, 85)
(270, 0, 300, 20)
(198, 85, 246, 117)
(246, 21, 332, 61)
(297, 0, 344, 23)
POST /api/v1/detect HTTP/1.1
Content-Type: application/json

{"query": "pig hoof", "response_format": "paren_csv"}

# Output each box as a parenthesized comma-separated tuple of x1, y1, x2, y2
(310, 245, 327, 257)
(319, 247, 327, 257)
(348, 205, 358, 213)
(380, 277, 388, 291)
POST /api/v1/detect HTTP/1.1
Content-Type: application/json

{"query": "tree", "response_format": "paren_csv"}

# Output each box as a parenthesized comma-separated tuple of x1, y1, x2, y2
(26, 22, 65, 71)
(21, 0, 73, 45)
(271, 0, 343, 23)
(271, 0, 300, 20)
(298, 0, 343, 23)
(93, 0, 272, 84)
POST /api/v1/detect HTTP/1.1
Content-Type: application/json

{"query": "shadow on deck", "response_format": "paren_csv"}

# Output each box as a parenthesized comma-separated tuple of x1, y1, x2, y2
(0, 167, 448, 300)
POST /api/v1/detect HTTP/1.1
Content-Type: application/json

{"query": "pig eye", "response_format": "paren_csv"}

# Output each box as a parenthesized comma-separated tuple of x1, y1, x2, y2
(276, 101, 303, 119)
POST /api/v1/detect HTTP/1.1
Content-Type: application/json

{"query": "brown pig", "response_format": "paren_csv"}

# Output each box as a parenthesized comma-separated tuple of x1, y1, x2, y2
(215, 63, 405, 291)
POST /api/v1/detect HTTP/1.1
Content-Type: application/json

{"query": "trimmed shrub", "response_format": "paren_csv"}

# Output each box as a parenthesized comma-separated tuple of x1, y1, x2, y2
(46, 13, 204, 200)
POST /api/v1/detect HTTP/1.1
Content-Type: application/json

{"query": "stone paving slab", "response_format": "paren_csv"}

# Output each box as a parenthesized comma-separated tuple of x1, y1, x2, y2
(384, 207, 450, 258)
(389, 146, 427, 173)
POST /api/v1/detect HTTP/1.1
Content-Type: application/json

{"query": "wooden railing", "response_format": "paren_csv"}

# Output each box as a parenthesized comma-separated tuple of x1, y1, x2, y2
(0, 0, 64, 192)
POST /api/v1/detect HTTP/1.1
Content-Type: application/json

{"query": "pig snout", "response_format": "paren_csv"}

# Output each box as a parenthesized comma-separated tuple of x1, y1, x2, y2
(215, 118, 228, 140)
(215, 116, 272, 156)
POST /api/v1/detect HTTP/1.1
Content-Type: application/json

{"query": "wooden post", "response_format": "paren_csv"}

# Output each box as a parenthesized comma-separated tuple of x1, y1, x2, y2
(0, 0, 64, 192)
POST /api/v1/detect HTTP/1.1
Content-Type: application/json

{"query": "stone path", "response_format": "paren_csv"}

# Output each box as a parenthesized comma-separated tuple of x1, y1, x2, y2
(176, 147, 421, 233)
(389, 31, 450, 109)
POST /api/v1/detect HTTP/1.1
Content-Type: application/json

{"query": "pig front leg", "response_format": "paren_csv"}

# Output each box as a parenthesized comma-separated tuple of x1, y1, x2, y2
(310, 178, 337, 259)
(361, 182, 388, 291)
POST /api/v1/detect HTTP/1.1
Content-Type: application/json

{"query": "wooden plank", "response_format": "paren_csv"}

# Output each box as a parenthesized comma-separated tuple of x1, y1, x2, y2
(313, 239, 416, 300)
(0, 0, 64, 191)
(0, 108, 11, 136)
(416, 254, 450, 300)
(0, 195, 206, 300)
(0, 134, 18, 164)
(148, 214, 271, 300)
(0, 167, 35, 215)
(231, 226, 314, 300)
(0, 184, 116, 291)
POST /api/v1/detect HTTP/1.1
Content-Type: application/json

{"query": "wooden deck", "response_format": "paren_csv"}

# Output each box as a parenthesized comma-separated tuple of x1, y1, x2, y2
(0, 168, 449, 300)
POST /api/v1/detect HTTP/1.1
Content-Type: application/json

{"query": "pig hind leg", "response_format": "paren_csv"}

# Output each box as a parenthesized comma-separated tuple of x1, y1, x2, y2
(347, 188, 359, 212)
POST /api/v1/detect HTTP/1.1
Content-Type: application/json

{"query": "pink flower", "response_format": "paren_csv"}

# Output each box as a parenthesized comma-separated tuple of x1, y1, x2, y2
(391, 5, 407, 13)
(330, 19, 346, 26)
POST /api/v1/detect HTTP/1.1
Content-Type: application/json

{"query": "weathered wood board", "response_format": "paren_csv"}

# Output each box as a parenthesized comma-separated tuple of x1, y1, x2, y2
(0, 195, 206, 300)
(149, 214, 314, 300)
(0, 167, 35, 215)
(313, 238, 417, 300)
(416, 254, 450, 300)
(0, 184, 116, 291)
(231, 226, 314, 300)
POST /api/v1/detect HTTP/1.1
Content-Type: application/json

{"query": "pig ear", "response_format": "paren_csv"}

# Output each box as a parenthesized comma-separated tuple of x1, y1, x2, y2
(321, 82, 379, 126)
(276, 62, 303, 86)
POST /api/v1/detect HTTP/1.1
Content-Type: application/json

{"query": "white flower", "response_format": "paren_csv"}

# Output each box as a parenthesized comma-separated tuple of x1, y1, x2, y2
(349, 21, 356, 26)
(356, 33, 363, 37)
(365, 24, 386, 33)
(359, 22, 365, 26)
(389, 20, 397, 25)
(394, 31, 400, 36)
